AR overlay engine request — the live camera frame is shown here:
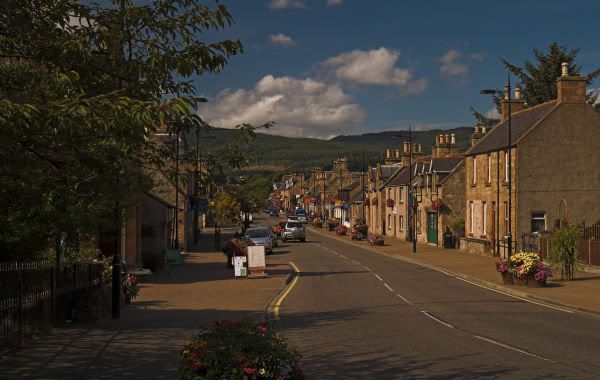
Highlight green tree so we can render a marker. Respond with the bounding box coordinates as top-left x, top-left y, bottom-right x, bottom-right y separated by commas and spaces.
211, 192, 240, 226
550, 224, 581, 280
502, 42, 600, 108
0, 1, 265, 258
472, 42, 600, 126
